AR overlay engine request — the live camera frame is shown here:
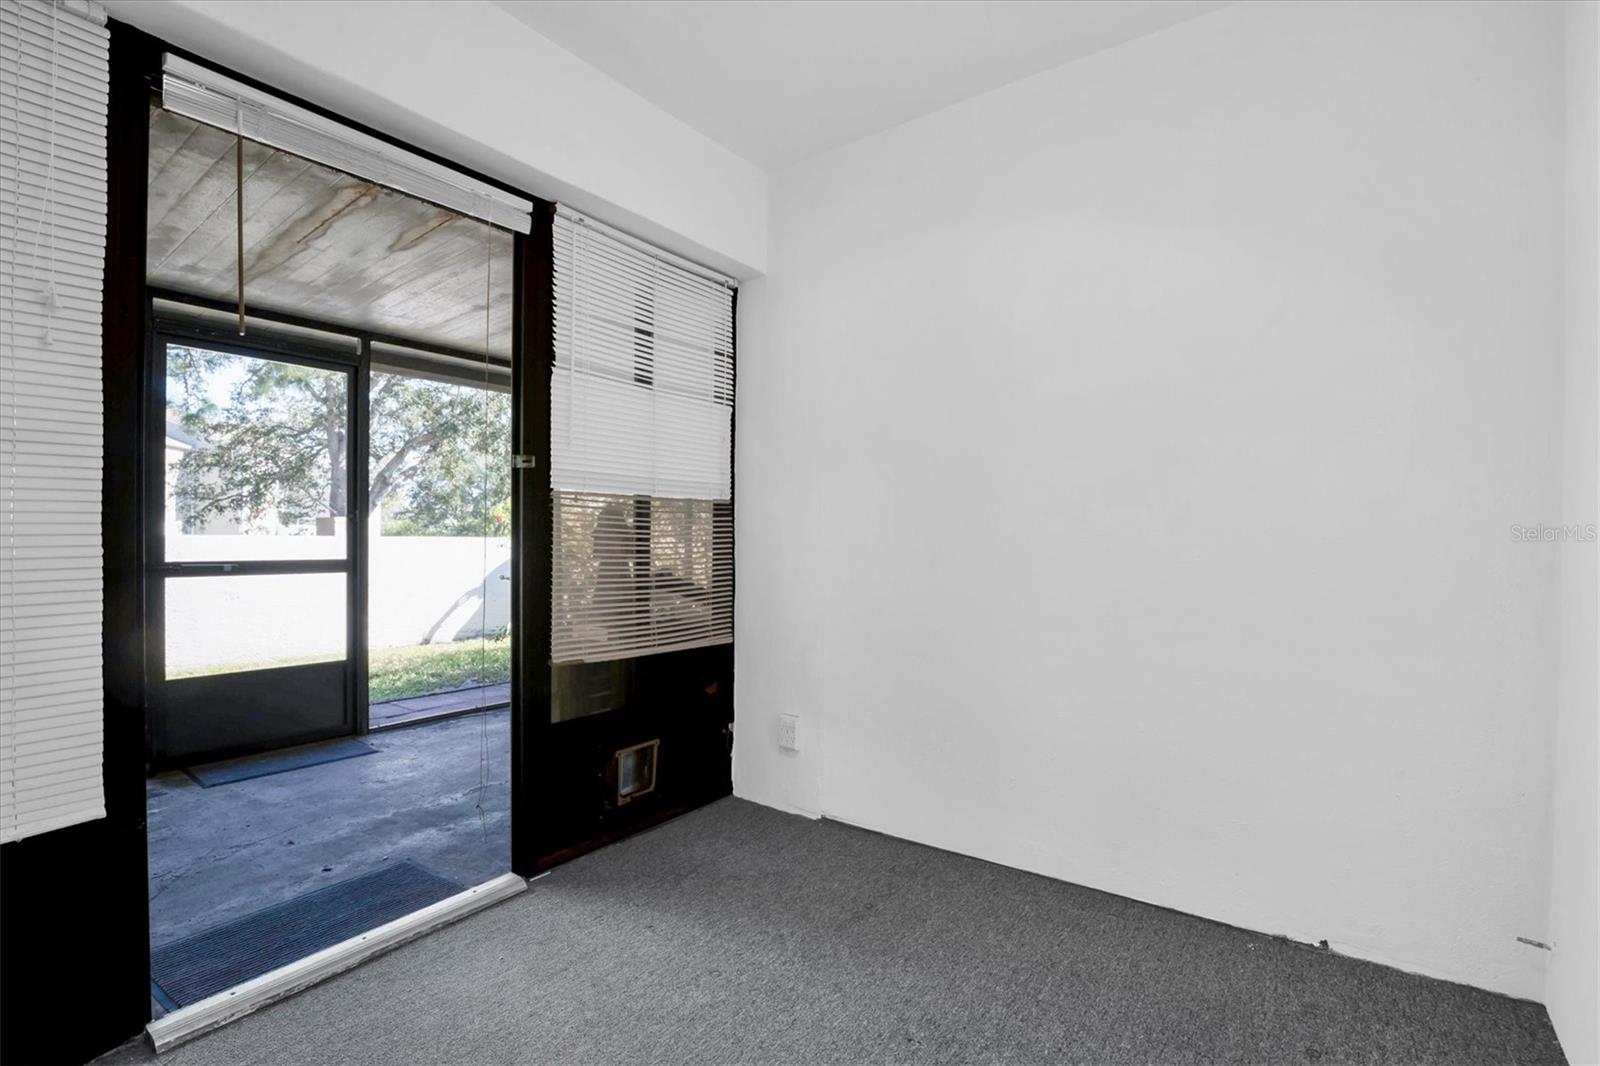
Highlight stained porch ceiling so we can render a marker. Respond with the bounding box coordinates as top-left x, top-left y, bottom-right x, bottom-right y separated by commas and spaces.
146, 107, 515, 360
